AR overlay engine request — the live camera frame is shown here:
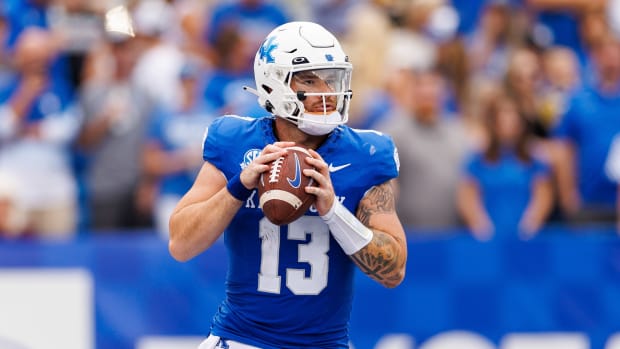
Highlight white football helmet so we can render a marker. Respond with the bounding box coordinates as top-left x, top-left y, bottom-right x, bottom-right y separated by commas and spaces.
248, 21, 353, 135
